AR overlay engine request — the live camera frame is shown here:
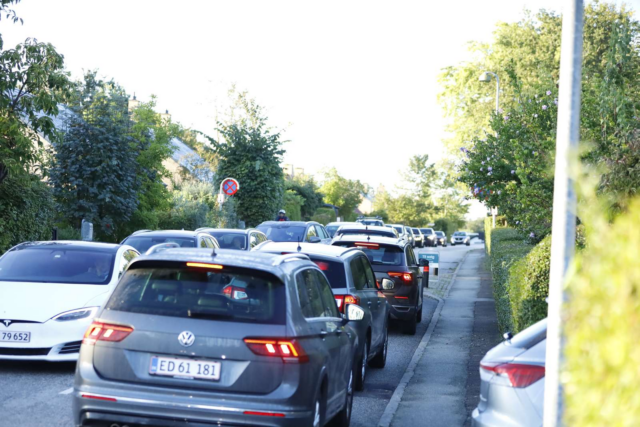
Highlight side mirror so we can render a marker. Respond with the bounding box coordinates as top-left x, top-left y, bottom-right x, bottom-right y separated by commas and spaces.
344, 304, 365, 322
381, 278, 395, 290
308, 236, 321, 244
